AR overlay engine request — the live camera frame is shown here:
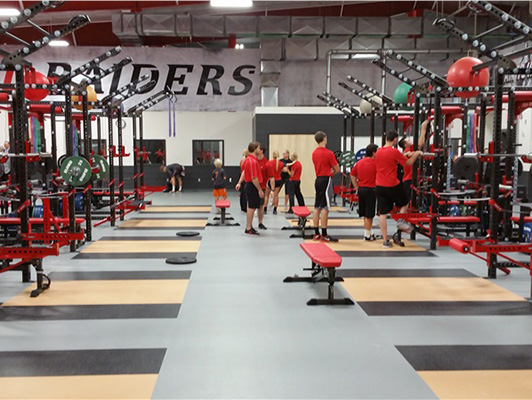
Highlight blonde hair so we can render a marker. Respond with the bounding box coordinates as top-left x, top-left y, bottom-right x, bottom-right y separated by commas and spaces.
214, 158, 222, 169
242, 149, 248, 157
272, 150, 280, 171
290, 152, 298, 161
